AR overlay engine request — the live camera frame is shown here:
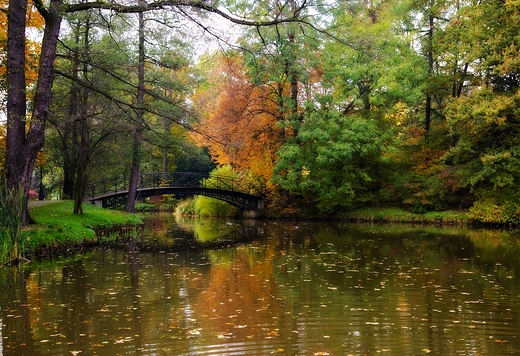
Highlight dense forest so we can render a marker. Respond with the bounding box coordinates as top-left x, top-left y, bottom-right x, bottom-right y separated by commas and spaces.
1, 0, 520, 223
